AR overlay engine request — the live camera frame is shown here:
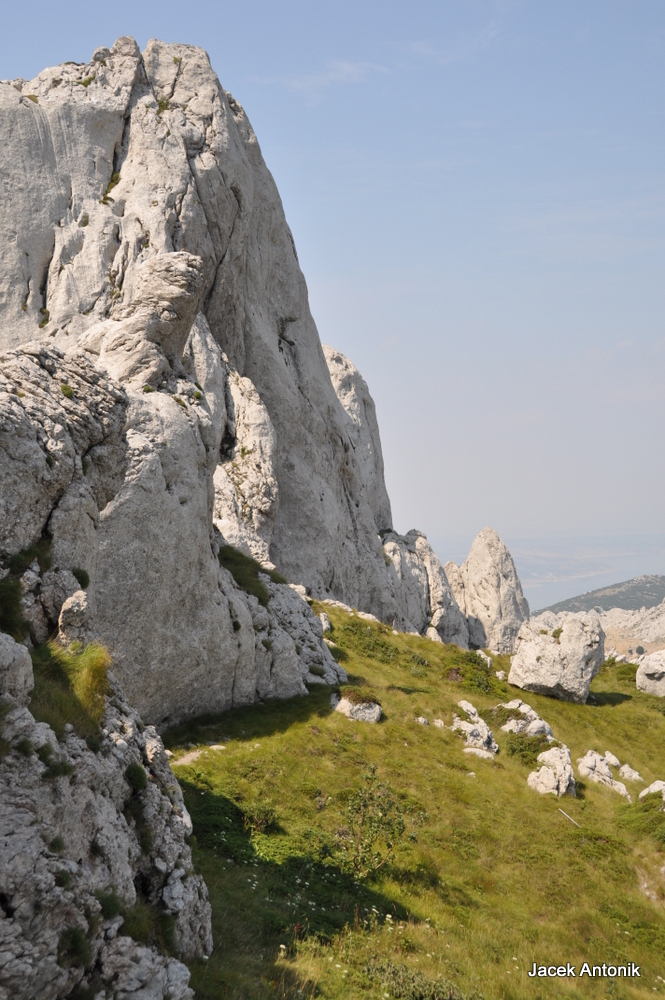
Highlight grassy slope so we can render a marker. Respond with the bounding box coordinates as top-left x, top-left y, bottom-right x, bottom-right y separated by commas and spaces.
165, 607, 665, 1000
